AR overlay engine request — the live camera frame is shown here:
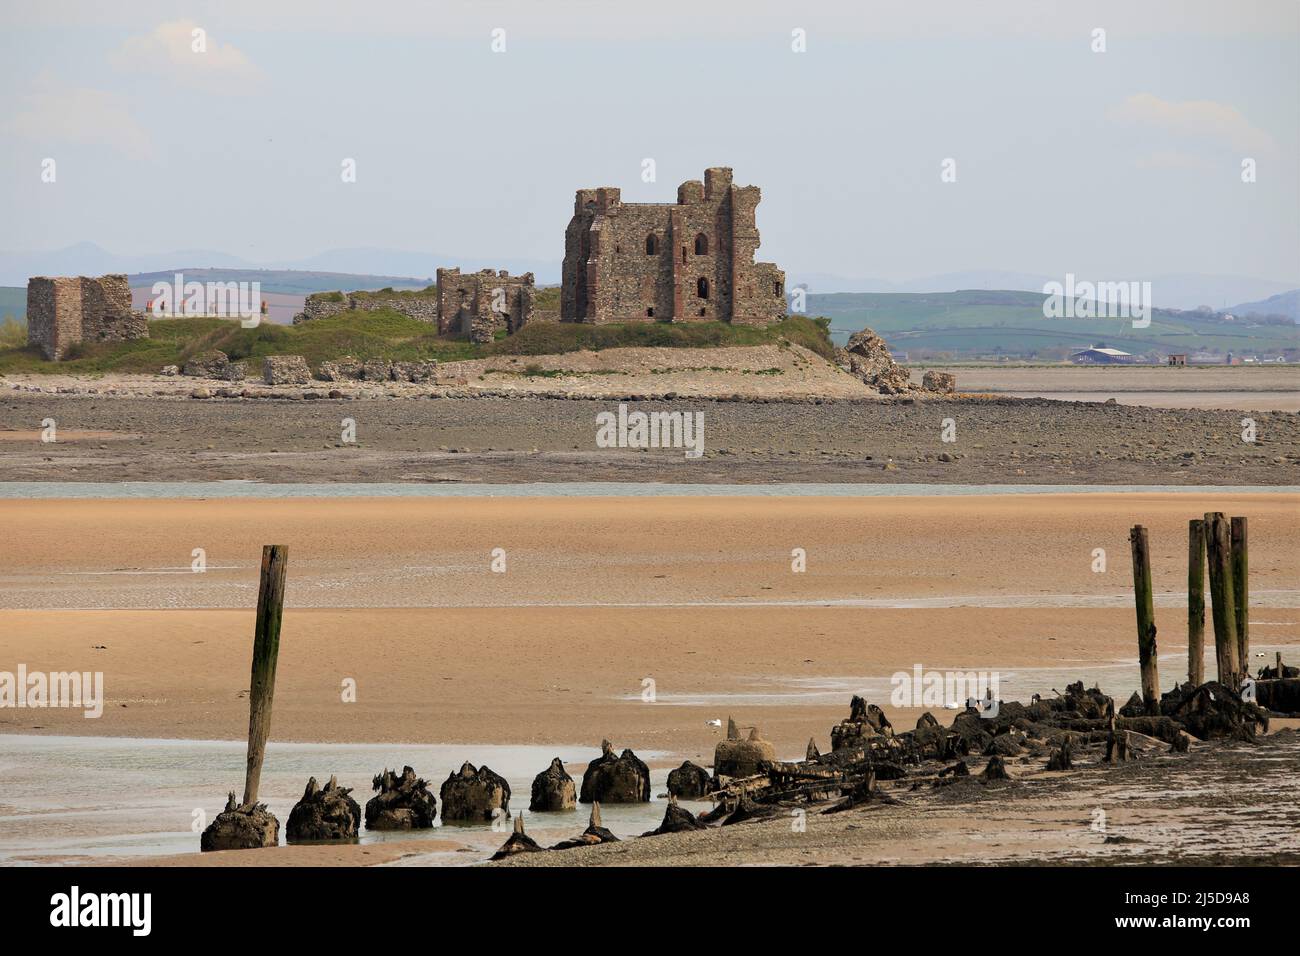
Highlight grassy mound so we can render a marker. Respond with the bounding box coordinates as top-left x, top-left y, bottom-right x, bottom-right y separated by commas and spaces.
0, 311, 835, 375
